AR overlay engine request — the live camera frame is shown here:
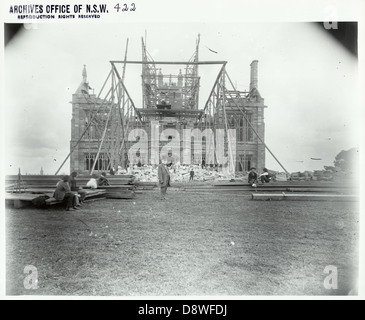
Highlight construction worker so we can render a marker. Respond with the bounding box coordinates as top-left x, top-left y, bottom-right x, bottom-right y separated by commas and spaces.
53, 175, 78, 211
259, 168, 272, 183
189, 168, 195, 182
158, 159, 171, 200
98, 172, 110, 187
70, 171, 87, 205
248, 167, 258, 186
